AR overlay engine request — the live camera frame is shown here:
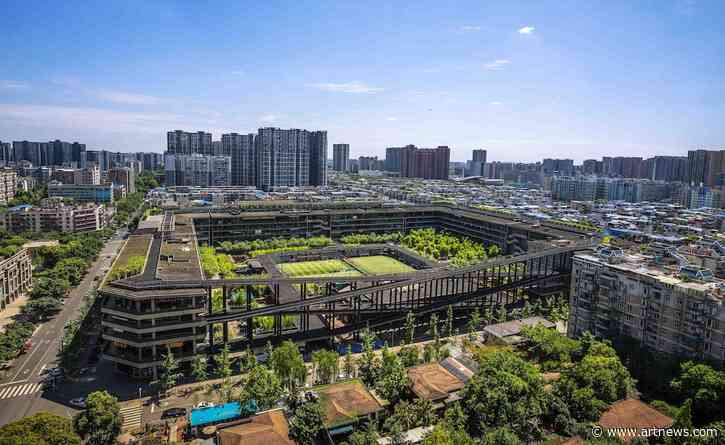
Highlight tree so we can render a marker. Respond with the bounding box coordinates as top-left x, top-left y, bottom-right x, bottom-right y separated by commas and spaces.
461, 350, 547, 441
468, 308, 481, 341
240, 365, 284, 409
445, 305, 454, 338
665, 399, 694, 445
375, 345, 409, 403
358, 329, 380, 387
404, 311, 416, 345
270, 341, 307, 391
398, 345, 420, 367
30, 277, 70, 301
191, 355, 208, 383
422, 423, 476, 445
240, 345, 257, 372
671, 361, 725, 424
481, 427, 523, 445
0, 412, 81, 445
22, 297, 63, 321
312, 349, 339, 384
158, 346, 181, 397
428, 314, 440, 359
346, 423, 379, 445
496, 304, 507, 322
289, 399, 326, 445
73, 391, 122, 445
215, 344, 233, 379
343, 344, 354, 377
